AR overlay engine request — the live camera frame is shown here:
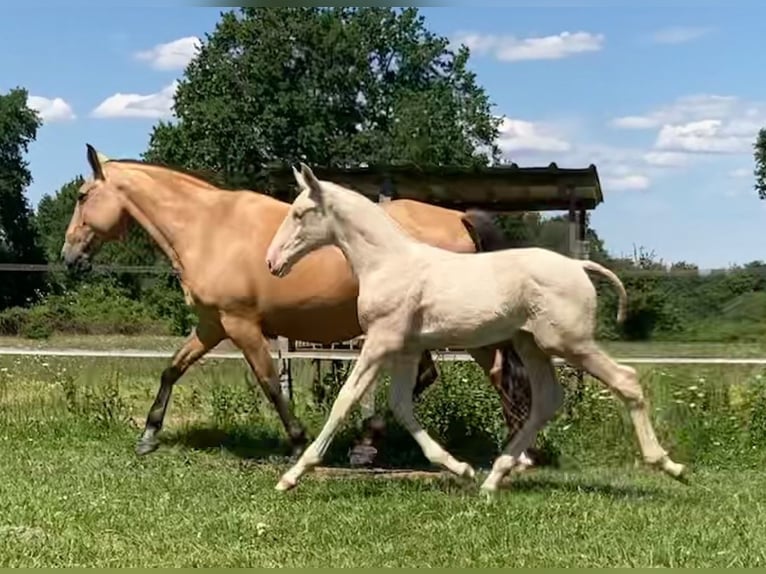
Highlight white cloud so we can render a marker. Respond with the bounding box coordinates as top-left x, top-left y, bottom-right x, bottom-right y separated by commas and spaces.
611, 94, 766, 156
91, 81, 178, 119
649, 26, 711, 45
643, 151, 690, 168
497, 117, 571, 156
729, 167, 752, 179
610, 94, 742, 130
456, 31, 604, 62
135, 36, 201, 71
27, 95, 76, 123
655, 119, 753, 154
604, 174, 651, 191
